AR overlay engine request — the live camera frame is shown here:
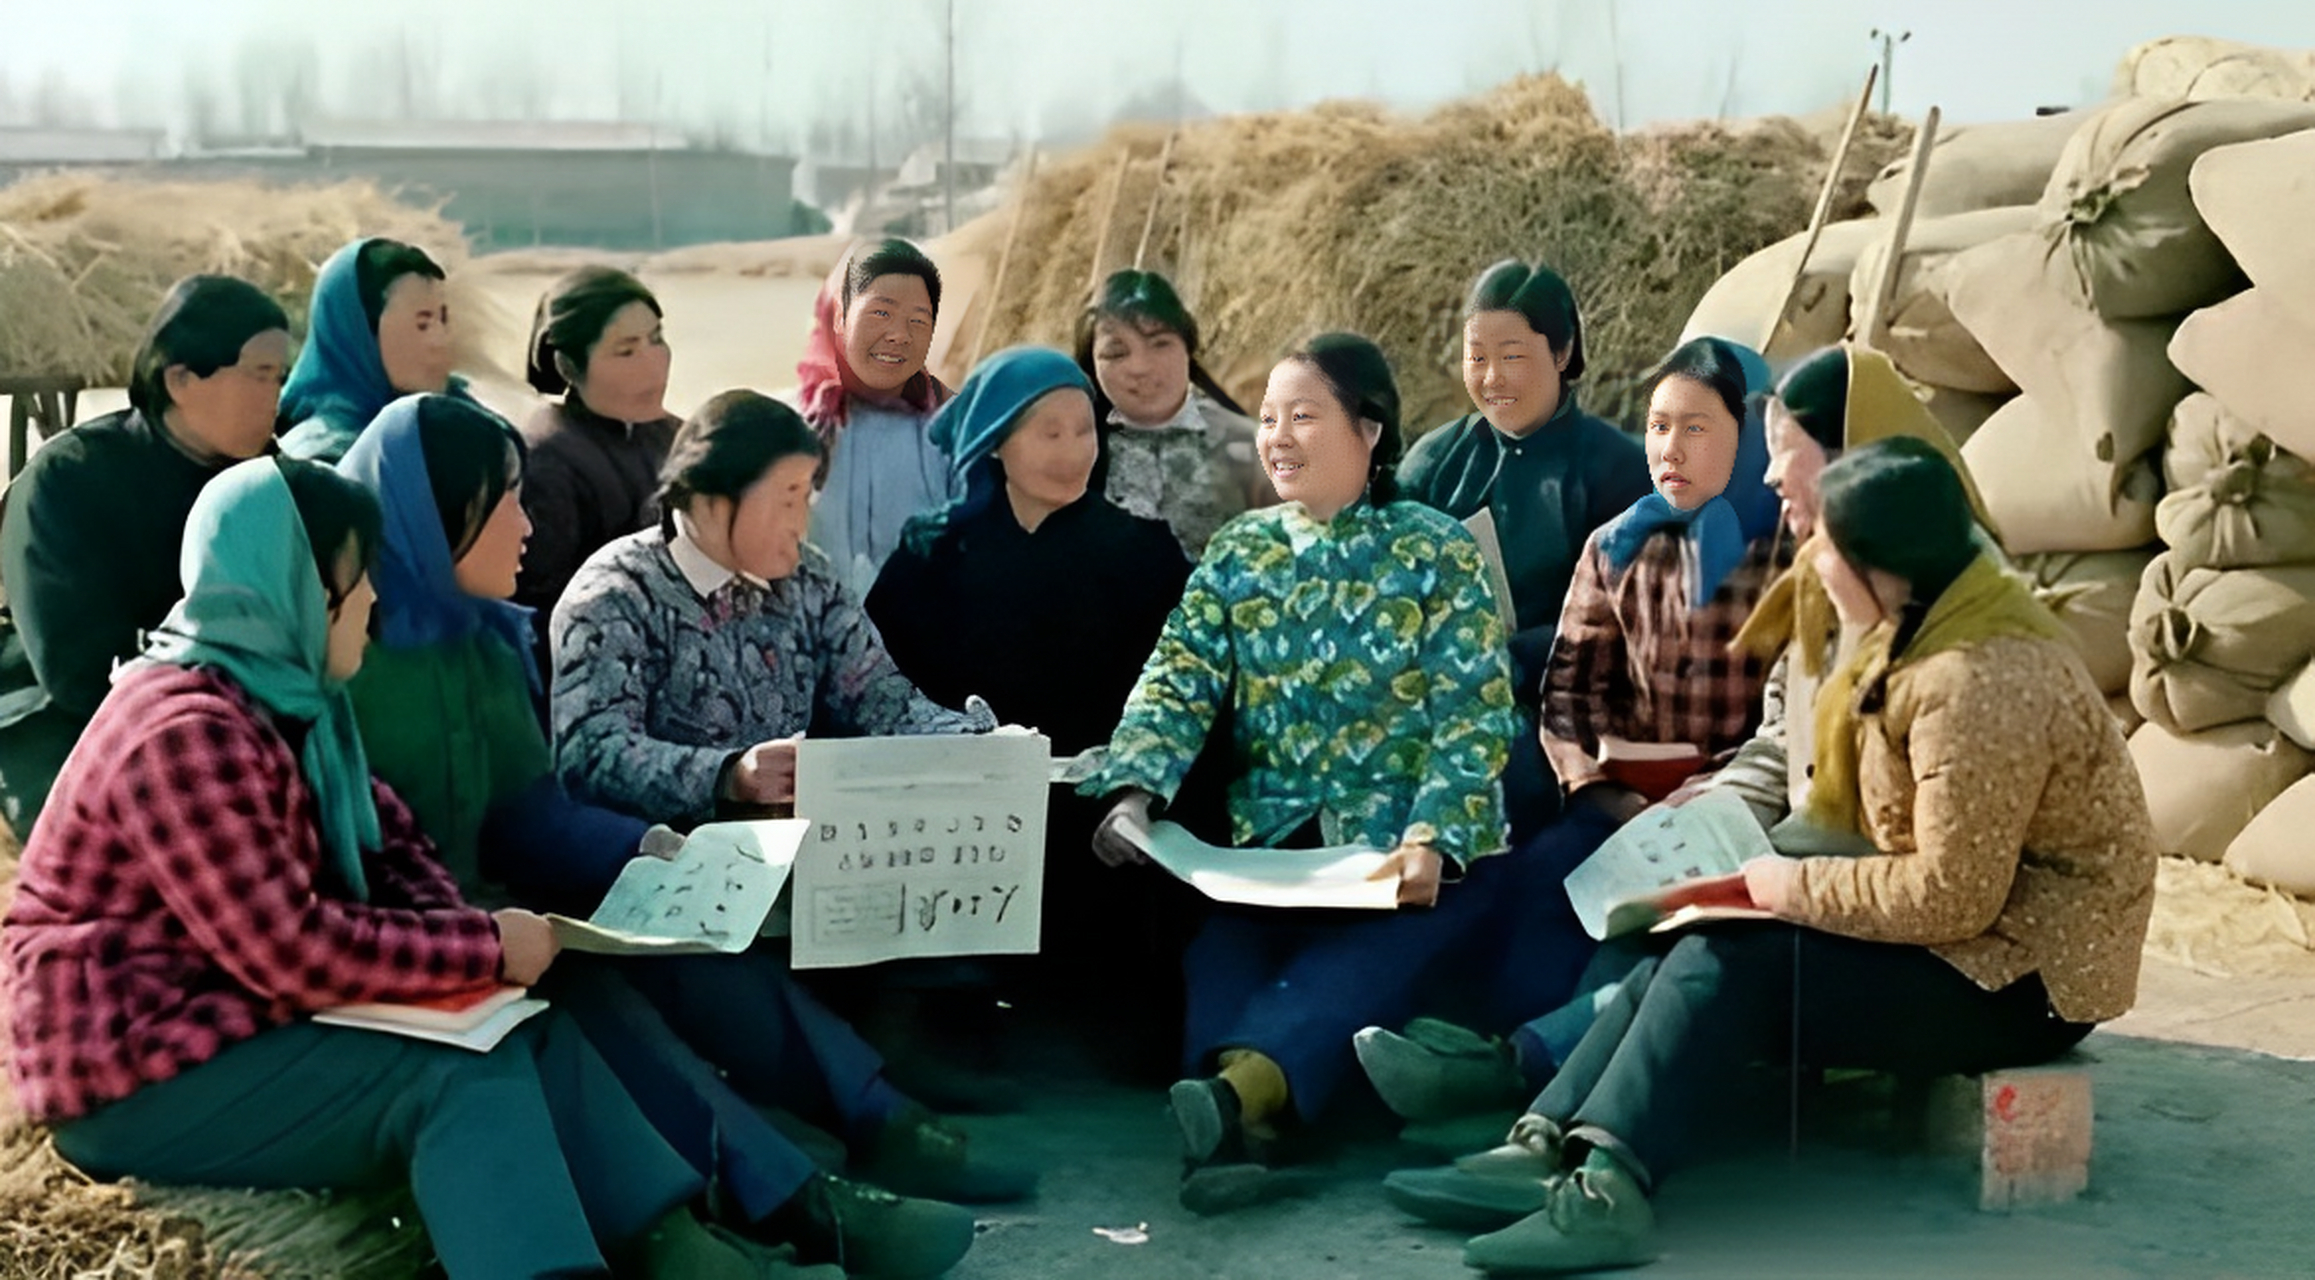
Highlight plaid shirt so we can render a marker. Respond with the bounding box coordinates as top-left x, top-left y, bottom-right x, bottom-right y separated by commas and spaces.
1541, 529, 1783, 794
4, 665, 502, 1122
